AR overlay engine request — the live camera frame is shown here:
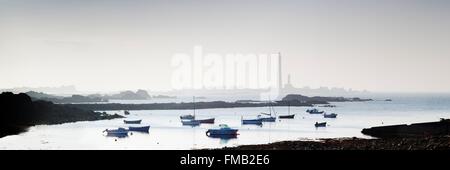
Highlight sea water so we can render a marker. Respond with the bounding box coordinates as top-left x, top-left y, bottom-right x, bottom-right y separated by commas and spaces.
0, 94, 449, 149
